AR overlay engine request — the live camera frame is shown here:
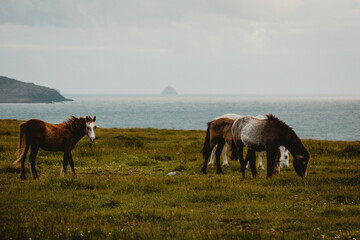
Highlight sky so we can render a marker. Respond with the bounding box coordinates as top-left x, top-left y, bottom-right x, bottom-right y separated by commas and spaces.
0, 0, 360, 95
